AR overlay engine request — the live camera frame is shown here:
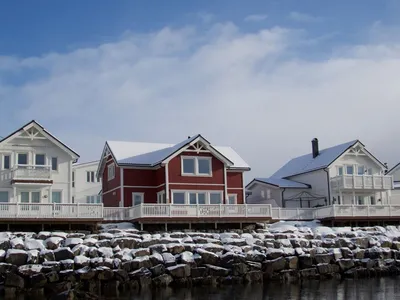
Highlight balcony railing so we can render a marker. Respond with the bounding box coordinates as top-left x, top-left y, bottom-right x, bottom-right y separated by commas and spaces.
331, 174, 393, 190
0, 203, 103, 219
12, 165, 52, 181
